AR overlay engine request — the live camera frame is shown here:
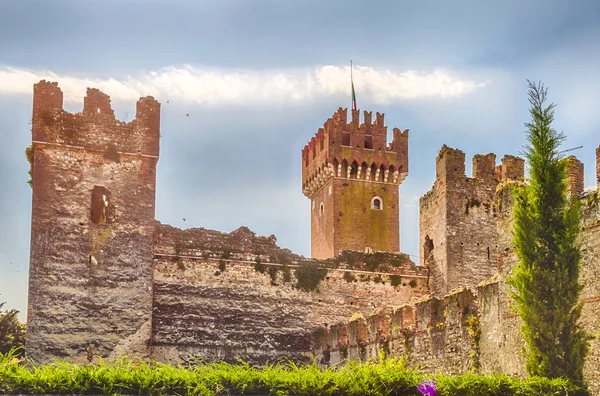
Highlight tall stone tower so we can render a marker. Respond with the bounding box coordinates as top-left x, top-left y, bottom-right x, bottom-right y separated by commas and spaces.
26, 81, 160, 363
302, 108, 409, 259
